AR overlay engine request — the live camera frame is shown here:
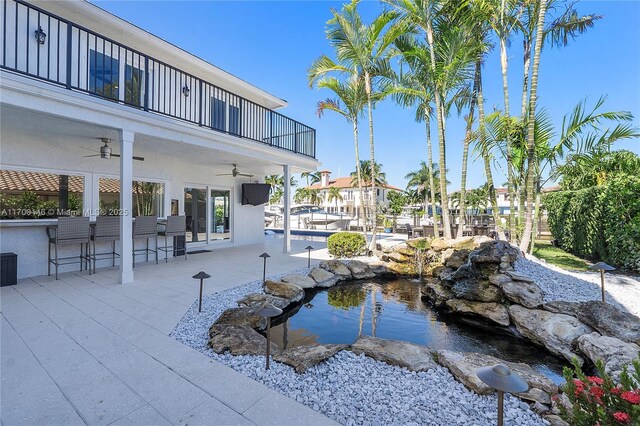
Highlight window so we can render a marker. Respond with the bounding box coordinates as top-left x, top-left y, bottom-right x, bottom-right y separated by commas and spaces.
211, 189, 231, 241
184, 187, 206, 243
229, 105, 240, 135
0, 170, 84, 219
98, 178, 164, 217
125, 64, 144, 107
89, 50, 119, 100
212, 98, 226, 131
